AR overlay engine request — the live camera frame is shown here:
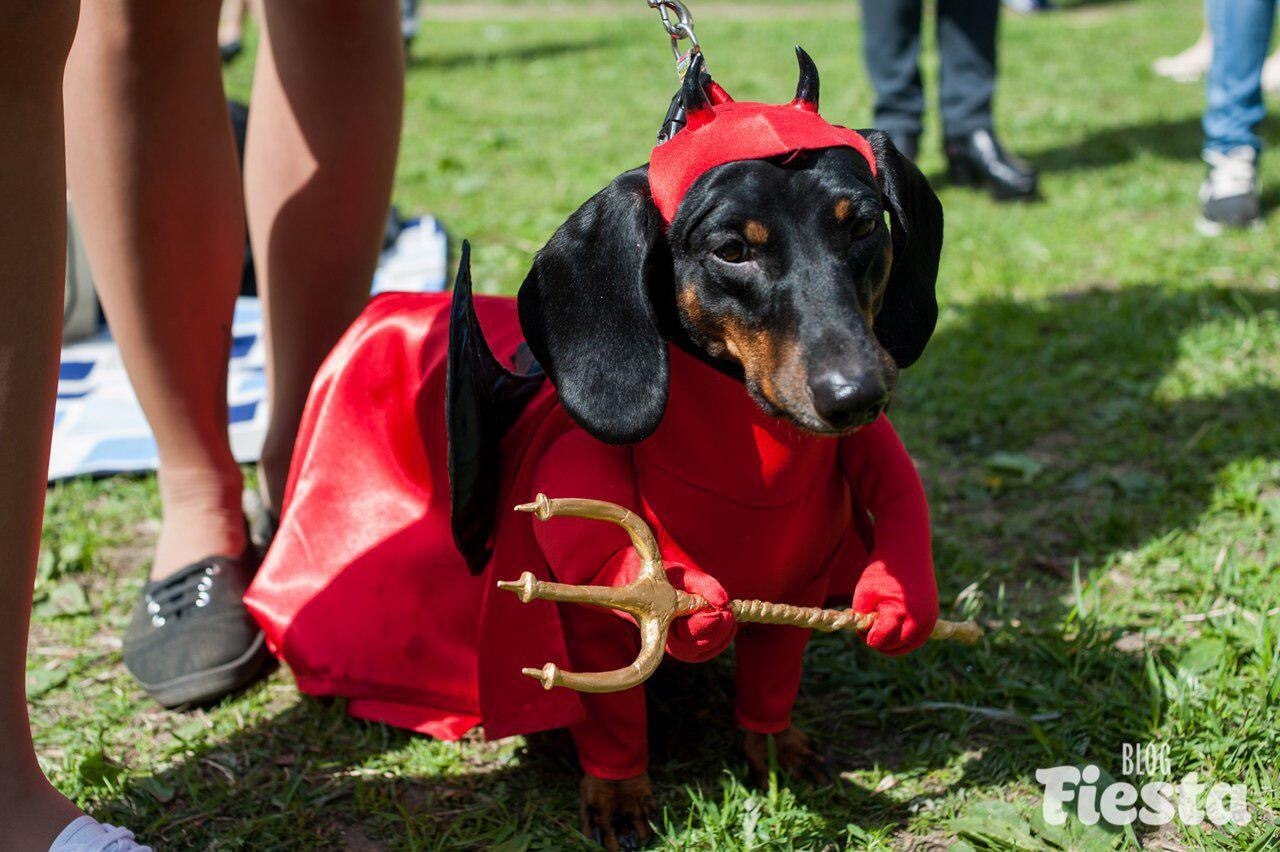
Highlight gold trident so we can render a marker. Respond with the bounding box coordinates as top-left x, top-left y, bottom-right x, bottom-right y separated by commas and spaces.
497, 494, 983, 694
